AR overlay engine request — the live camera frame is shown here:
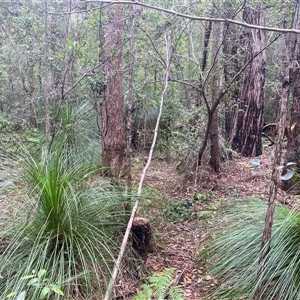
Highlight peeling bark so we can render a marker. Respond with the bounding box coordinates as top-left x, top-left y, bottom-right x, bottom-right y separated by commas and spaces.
231, 5, 266, 157
282, 48, 300, 193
